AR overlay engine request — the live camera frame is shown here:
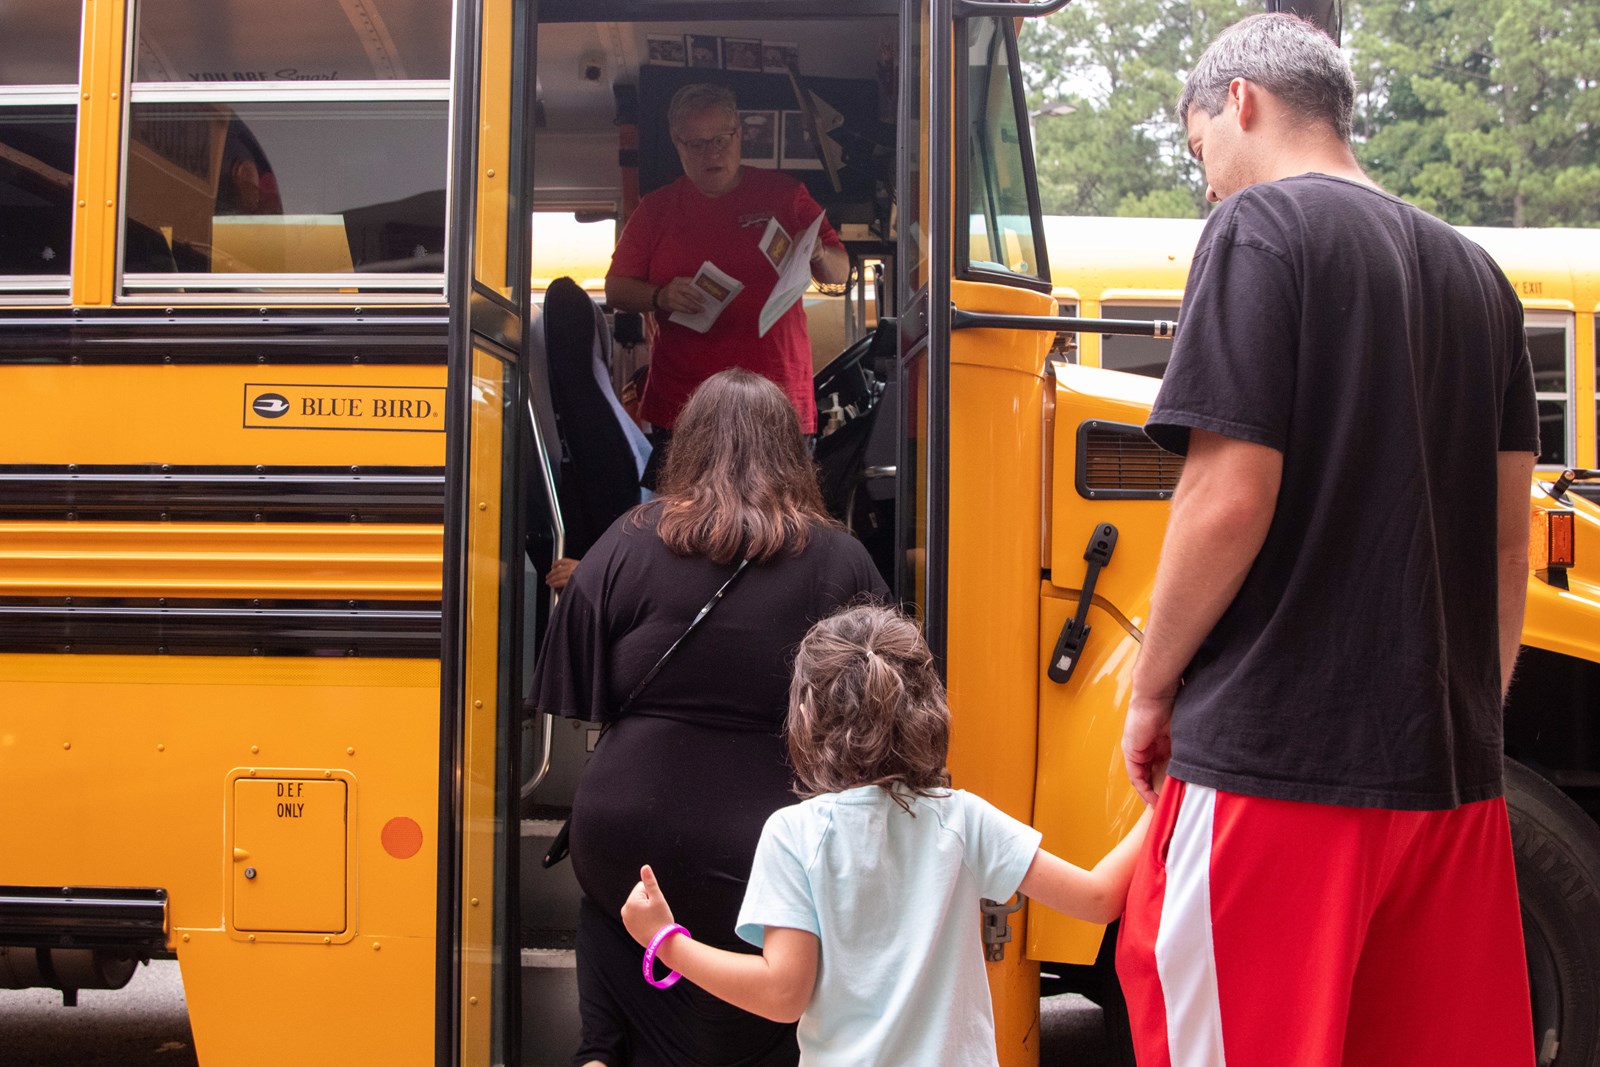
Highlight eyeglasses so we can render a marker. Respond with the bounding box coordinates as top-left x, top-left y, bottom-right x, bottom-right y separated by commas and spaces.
675, 131, 737, 156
